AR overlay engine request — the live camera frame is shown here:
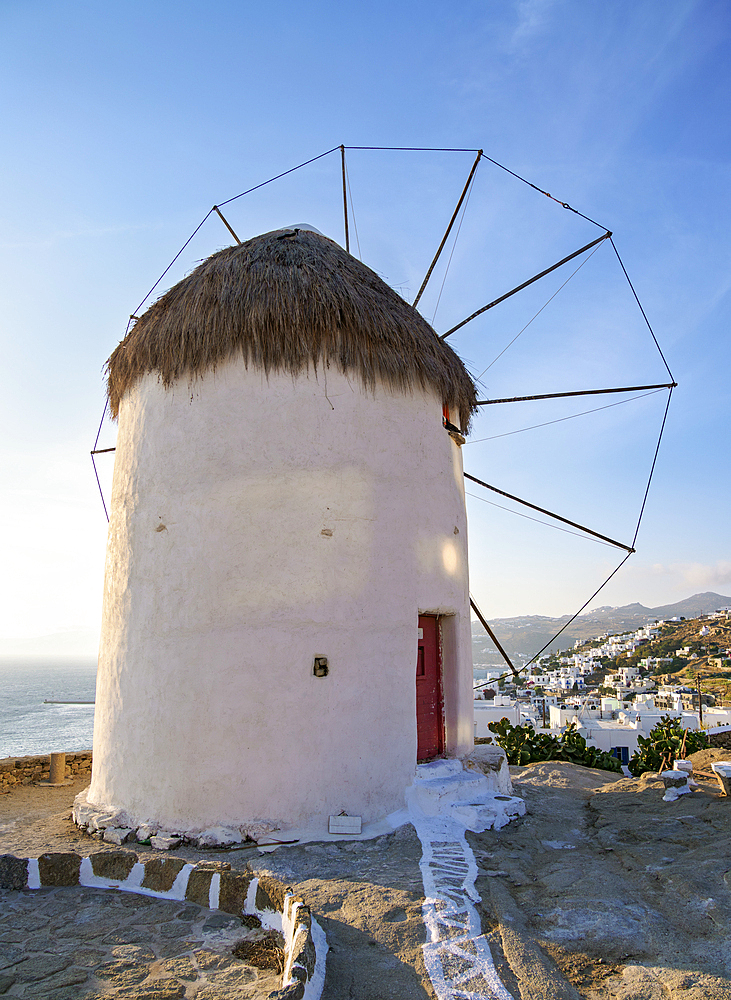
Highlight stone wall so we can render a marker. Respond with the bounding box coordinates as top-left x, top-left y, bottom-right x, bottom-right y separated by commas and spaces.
0, 850, 321, 1000
0, 752, 92, 792
708, 729, 731, 751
